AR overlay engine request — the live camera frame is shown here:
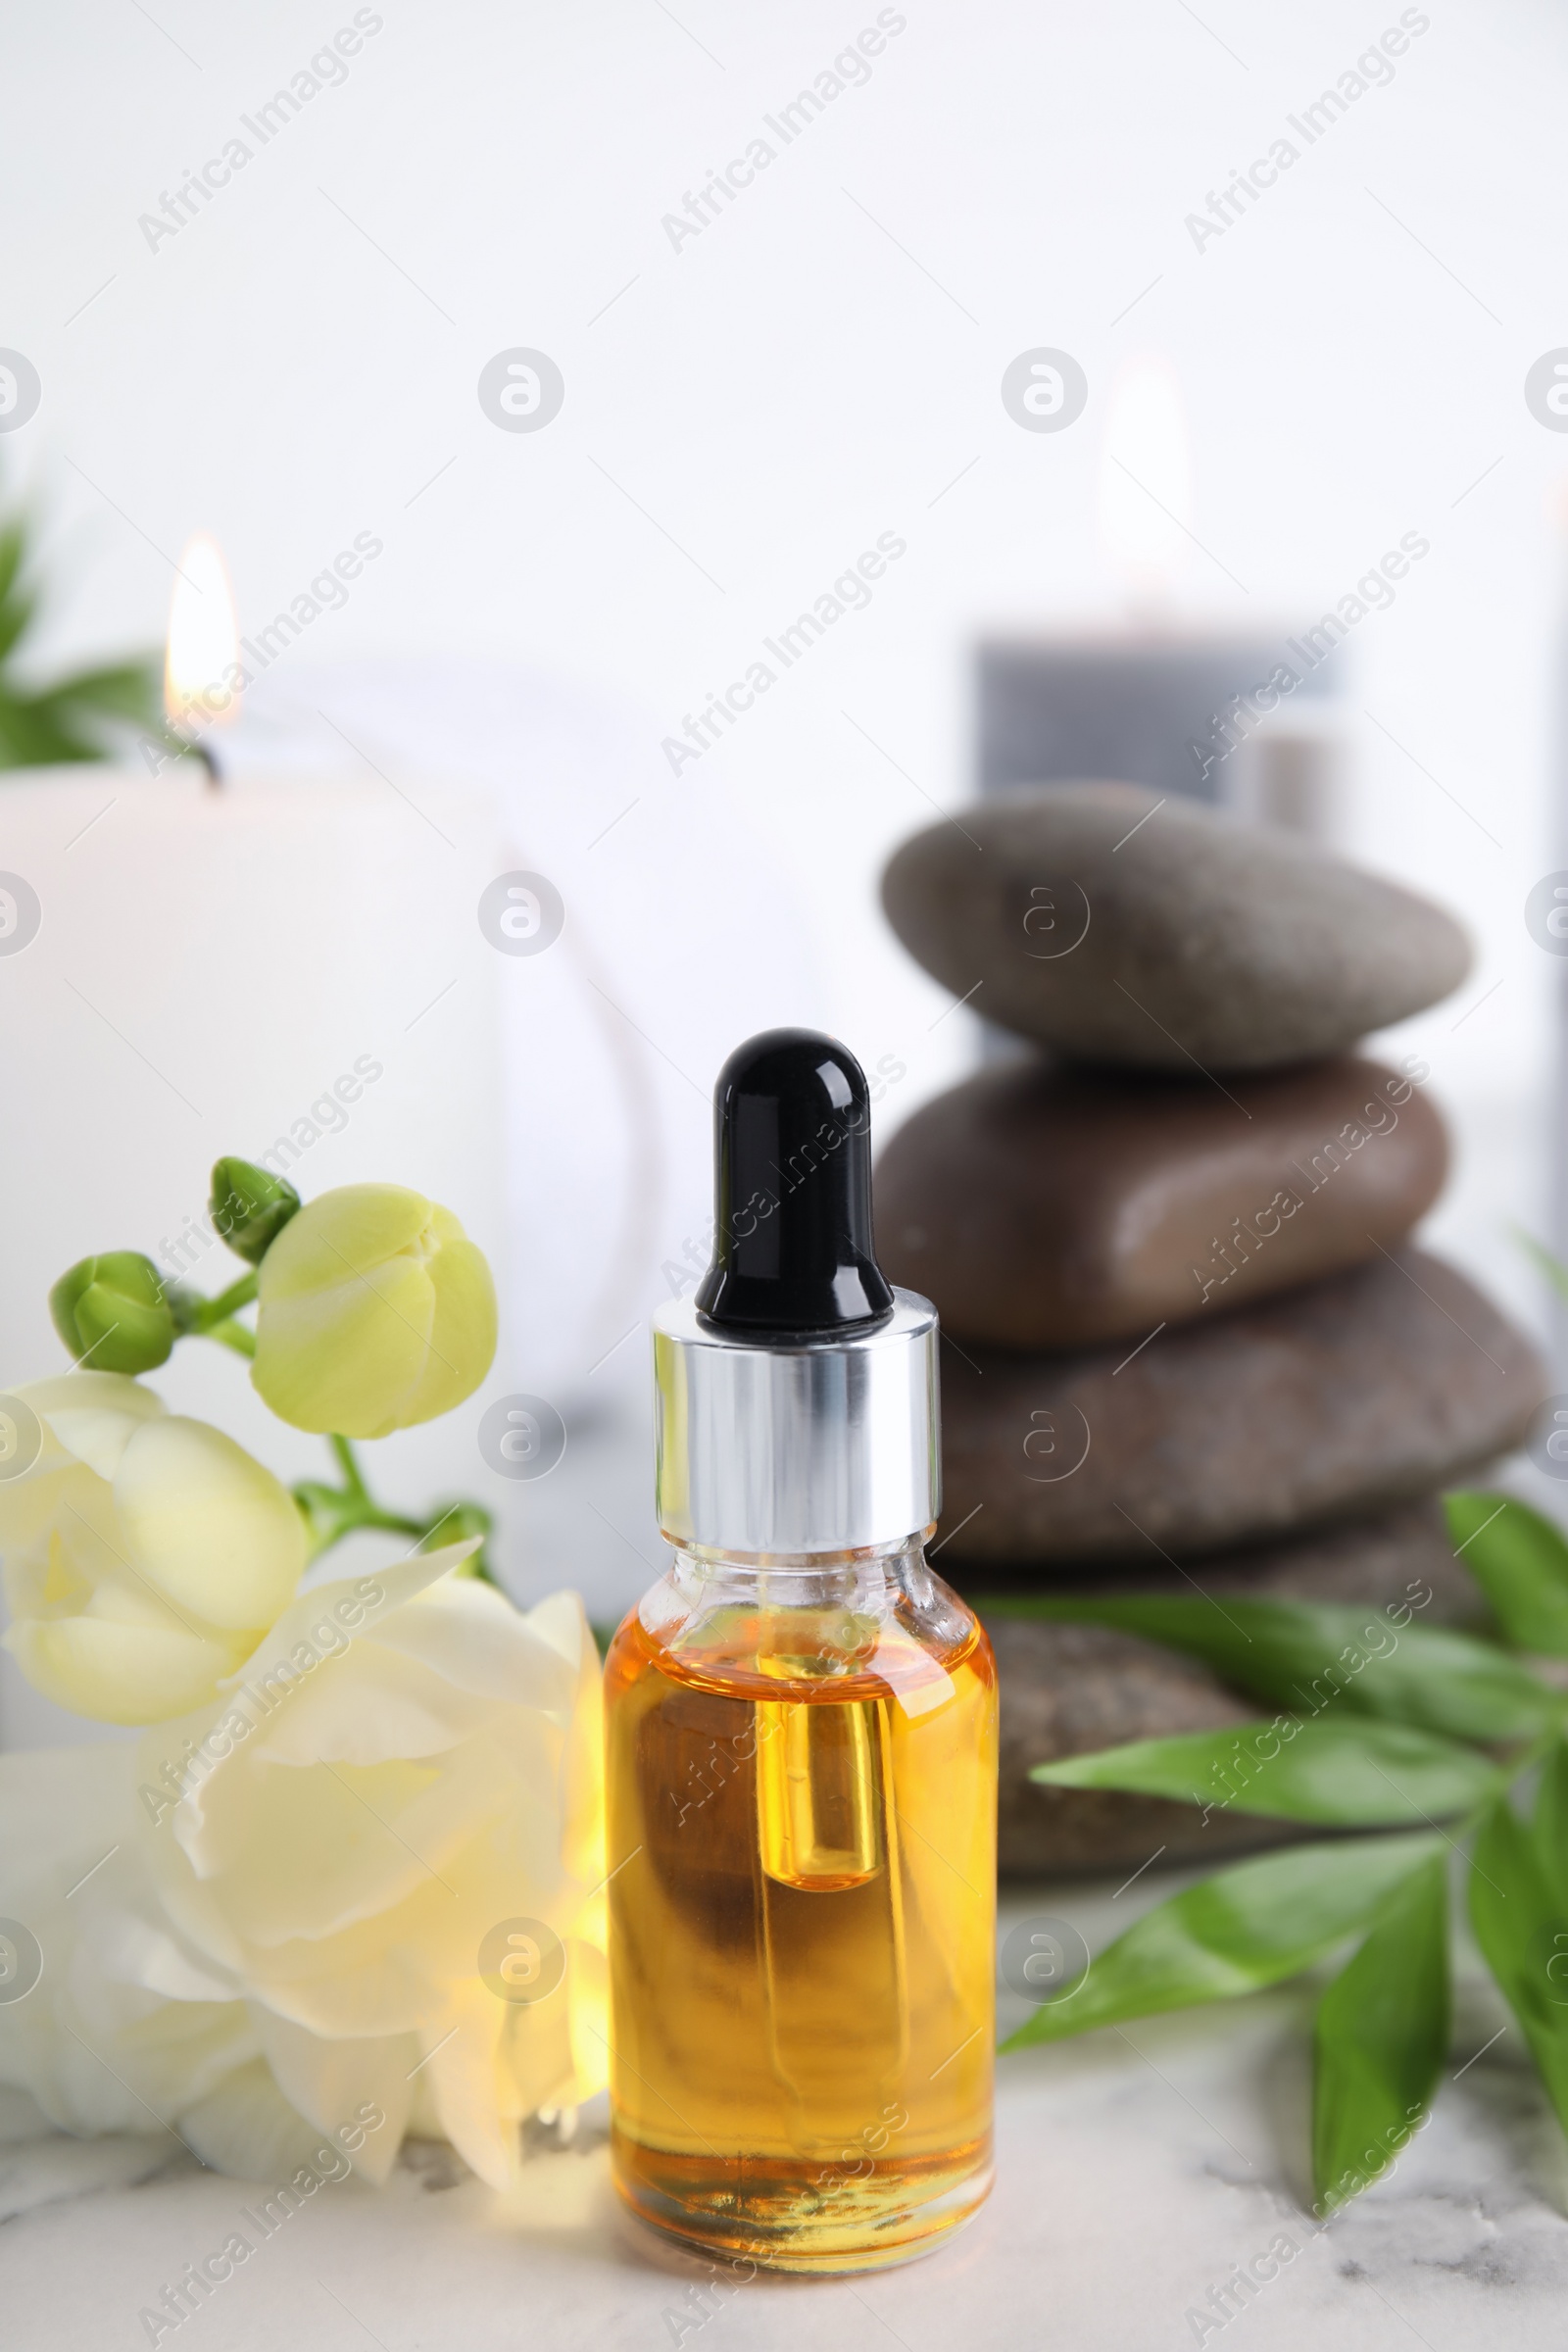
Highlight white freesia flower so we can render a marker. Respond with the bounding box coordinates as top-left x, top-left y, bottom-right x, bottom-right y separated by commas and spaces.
0, 1374, 308, 1724
142, 1547, 610, 2185
0, 1743, 273, 2158
0, 1549, 609, 2189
